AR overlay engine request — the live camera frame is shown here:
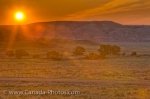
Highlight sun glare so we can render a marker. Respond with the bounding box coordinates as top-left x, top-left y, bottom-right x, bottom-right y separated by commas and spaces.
15, 11, 25, 21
